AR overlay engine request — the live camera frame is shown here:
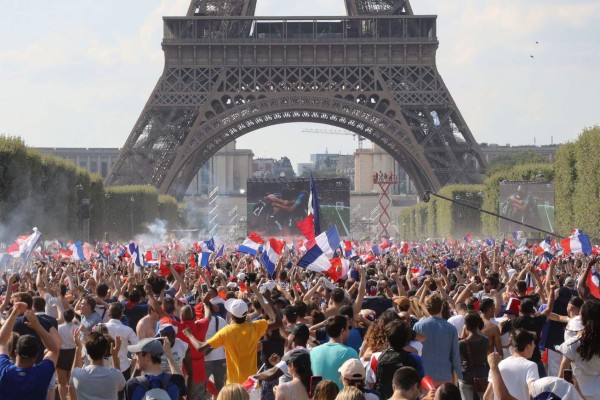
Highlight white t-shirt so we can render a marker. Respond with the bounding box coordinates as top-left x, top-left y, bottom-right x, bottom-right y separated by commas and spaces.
160, 338, 188, 373
558, 335, 600, 400
204, 315, 227, 361
44, 293, 60, 319
564, 316, 583, 342
489, 356, 539, 400
492, 317, 513, 359
448, 314, 465, 337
